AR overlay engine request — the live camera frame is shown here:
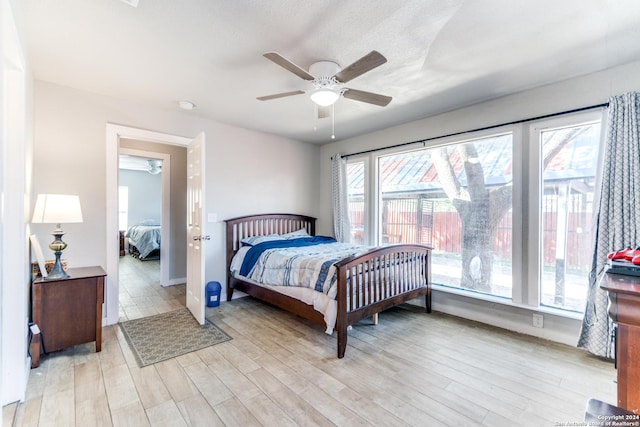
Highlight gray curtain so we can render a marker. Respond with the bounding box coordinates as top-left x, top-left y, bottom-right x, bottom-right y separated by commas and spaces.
331, 154, 351, 242
578, 91, 640, 358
